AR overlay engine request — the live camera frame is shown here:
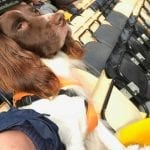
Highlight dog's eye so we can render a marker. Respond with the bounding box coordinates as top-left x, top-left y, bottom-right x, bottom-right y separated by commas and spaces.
16, 22, 23, 30
33, 9, 41, 16
29, 7, 40, 16
16, 21, 28, 31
